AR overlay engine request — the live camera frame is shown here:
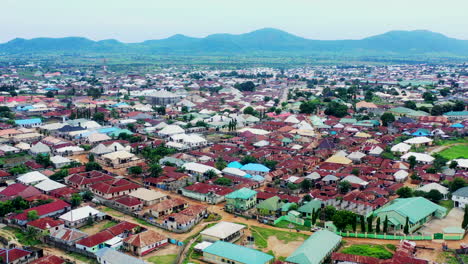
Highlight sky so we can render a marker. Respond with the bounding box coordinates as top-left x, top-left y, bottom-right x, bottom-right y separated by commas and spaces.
2, 0, 468, 43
